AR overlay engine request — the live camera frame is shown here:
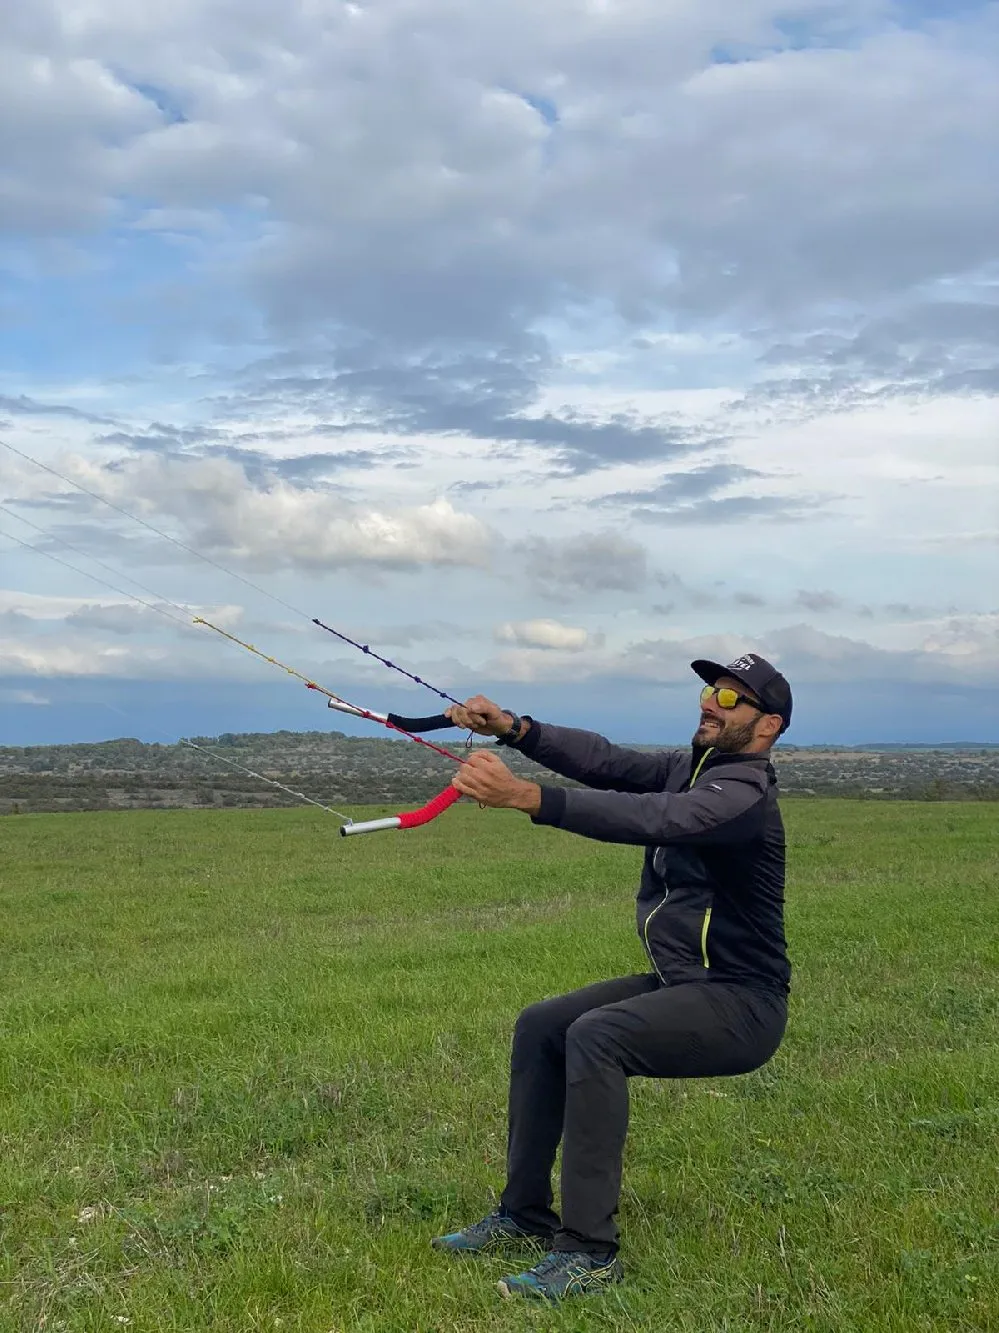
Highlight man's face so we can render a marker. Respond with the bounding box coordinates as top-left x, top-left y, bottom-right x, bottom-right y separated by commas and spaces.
692, 675, 769, 753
